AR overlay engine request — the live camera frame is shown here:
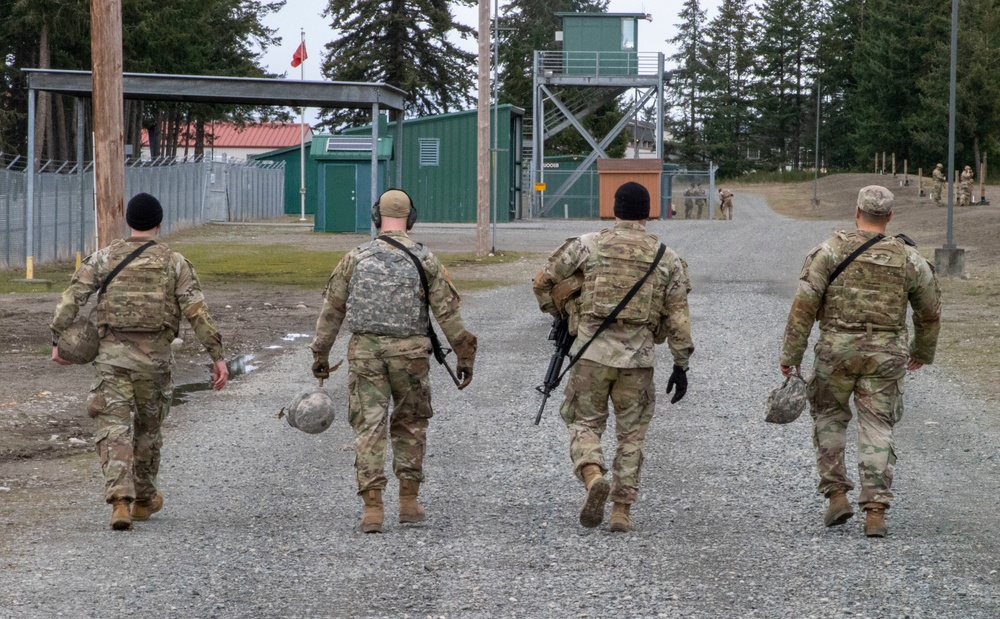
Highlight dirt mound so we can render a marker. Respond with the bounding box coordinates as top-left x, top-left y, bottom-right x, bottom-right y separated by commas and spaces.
736, 172, 1000, 268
